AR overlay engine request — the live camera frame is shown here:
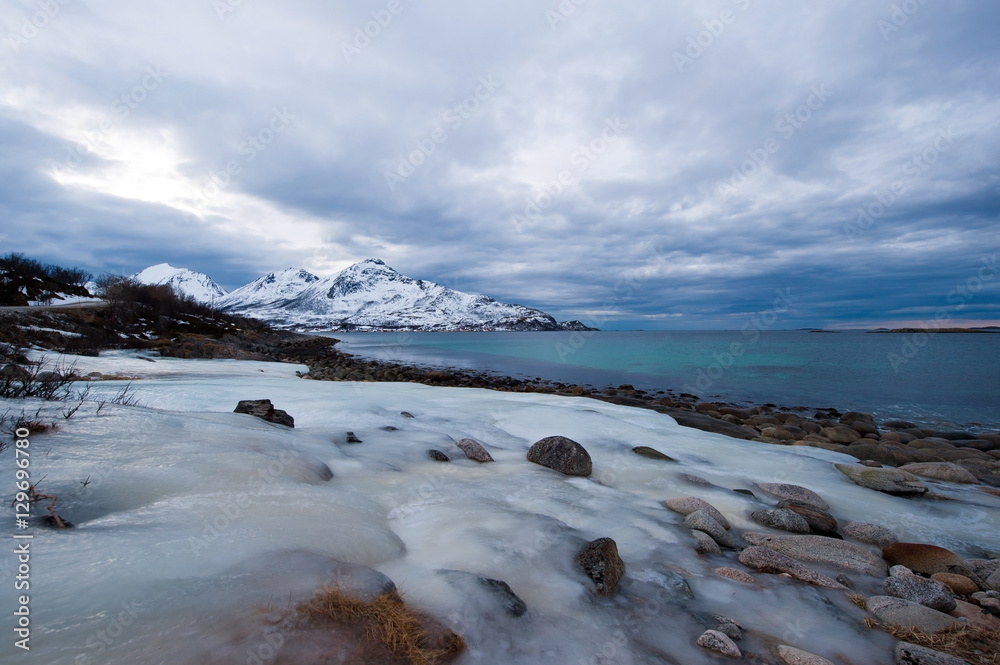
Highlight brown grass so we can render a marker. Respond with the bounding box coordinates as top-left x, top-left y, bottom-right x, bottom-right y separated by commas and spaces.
297, 586, 465, 665
877, 621, 1000, 665
848, 593, 867, 610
